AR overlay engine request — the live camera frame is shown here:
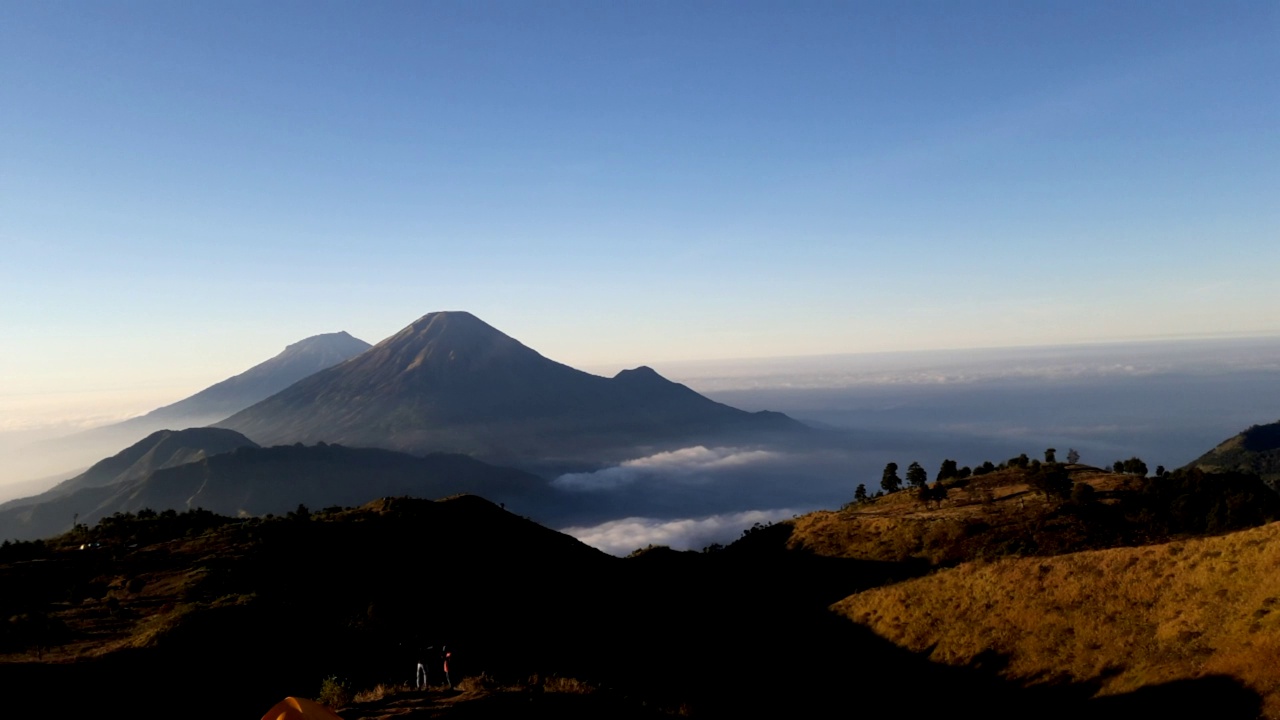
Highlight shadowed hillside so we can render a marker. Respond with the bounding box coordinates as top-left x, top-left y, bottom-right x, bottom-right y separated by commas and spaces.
0, 428, 259, 539
0, 495, 1261, 720
1189, 420, 1280, 487
0, 441, 553, 541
